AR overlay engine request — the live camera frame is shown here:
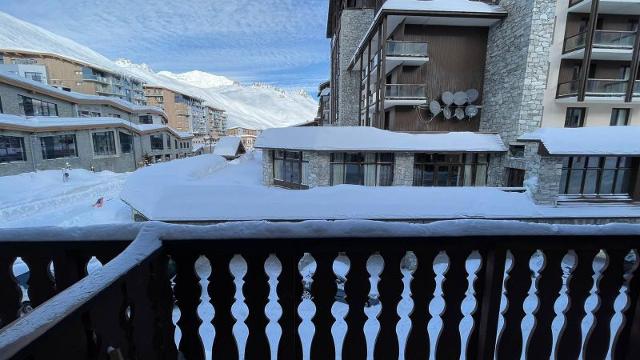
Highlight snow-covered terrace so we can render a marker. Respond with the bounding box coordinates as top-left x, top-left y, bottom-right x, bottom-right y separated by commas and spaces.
519, 126, 640, 156
120, 152, 640, 223
0, 114, 193, 139
255, 126, 507, 152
